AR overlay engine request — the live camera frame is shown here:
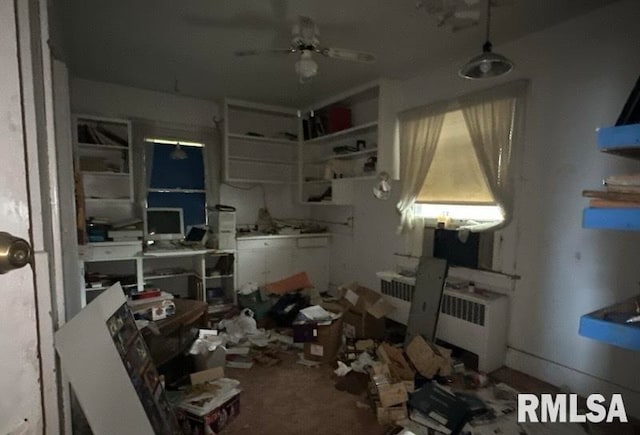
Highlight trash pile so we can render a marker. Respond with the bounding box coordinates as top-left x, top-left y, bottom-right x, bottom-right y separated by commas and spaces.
194, 273, 591, 435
